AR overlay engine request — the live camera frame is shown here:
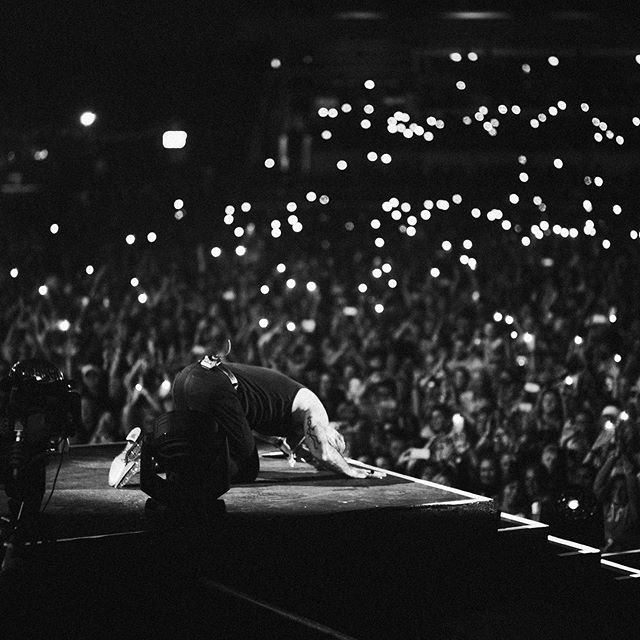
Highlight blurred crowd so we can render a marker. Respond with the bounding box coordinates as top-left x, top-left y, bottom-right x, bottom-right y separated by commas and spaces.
2, 225, 640, 551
